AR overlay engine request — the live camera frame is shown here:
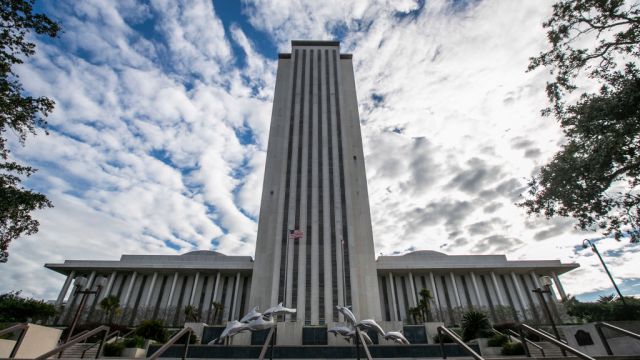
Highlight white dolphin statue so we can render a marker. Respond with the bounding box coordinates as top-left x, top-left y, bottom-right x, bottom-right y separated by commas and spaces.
239, 306, 262, 323
208, 320, 249, 344
335, 305, 357, 325
247, 314, 275, 331
383, 331, 410, 344
263, 302, 297, 317
355, 319, 385, 336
